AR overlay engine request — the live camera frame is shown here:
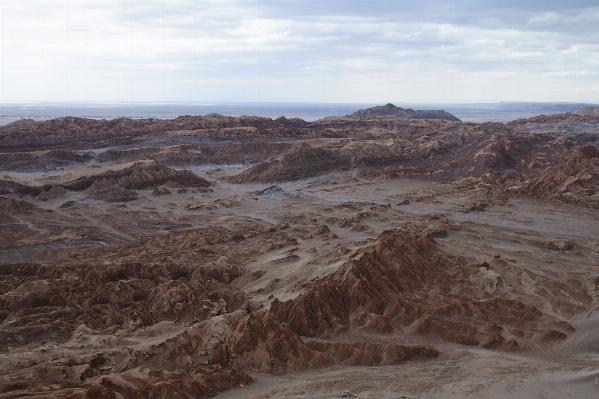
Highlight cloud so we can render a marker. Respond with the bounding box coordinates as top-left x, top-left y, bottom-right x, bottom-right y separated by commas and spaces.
0, 0, 598, 103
